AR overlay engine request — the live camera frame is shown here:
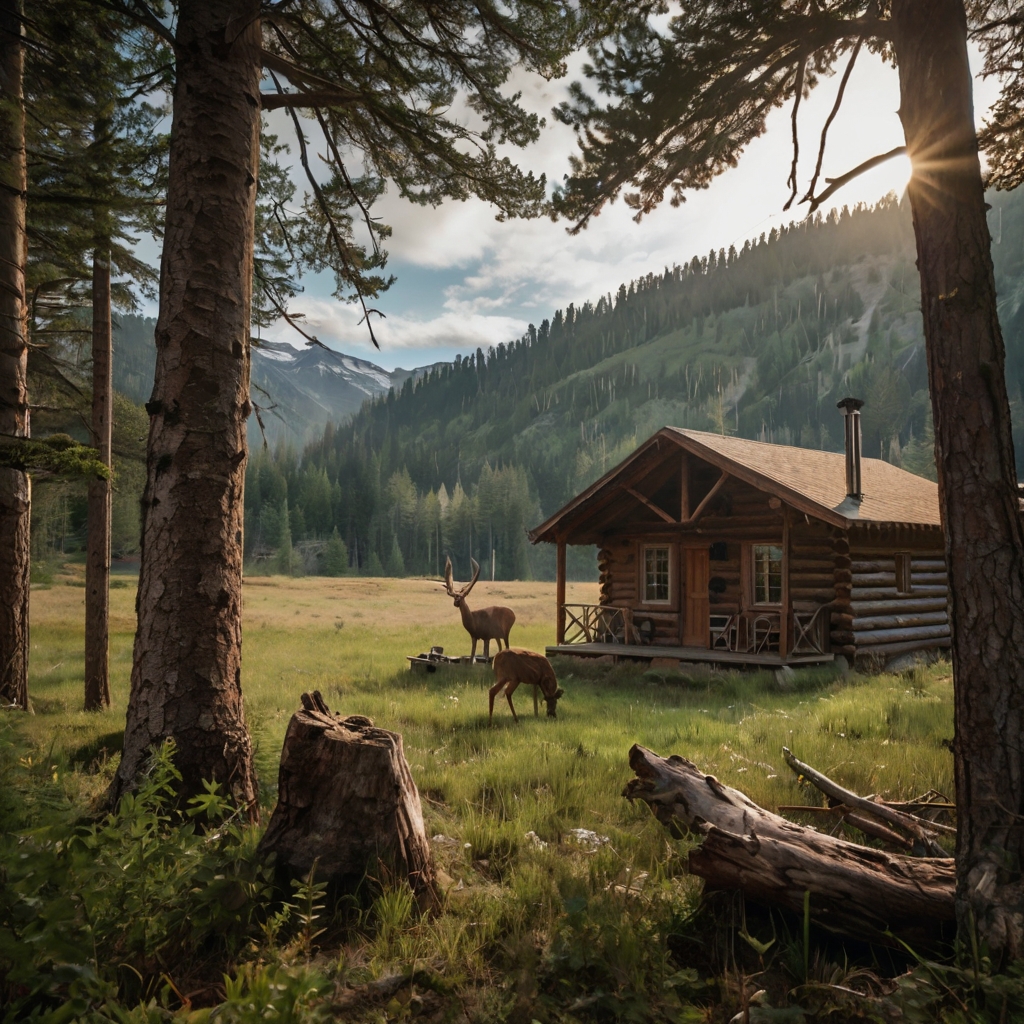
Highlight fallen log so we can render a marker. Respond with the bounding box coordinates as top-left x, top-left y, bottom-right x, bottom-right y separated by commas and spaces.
623, 745, 955, 948
258, 691, 436, 903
